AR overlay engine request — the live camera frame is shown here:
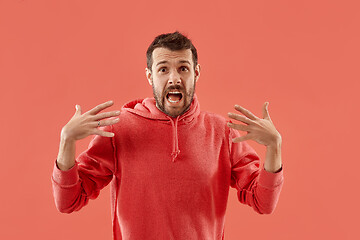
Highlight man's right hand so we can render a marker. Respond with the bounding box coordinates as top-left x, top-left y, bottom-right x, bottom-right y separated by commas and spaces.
61, 100, 120, 142
56, 100, 120, 171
